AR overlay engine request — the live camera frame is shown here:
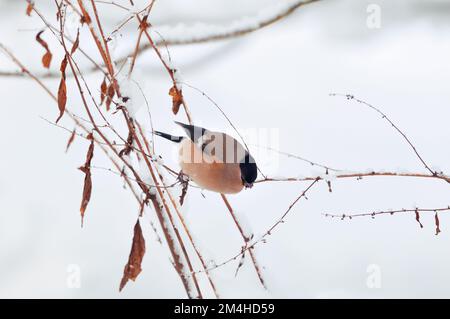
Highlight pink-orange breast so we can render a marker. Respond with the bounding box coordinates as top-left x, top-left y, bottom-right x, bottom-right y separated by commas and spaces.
178, 139, 244, 194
